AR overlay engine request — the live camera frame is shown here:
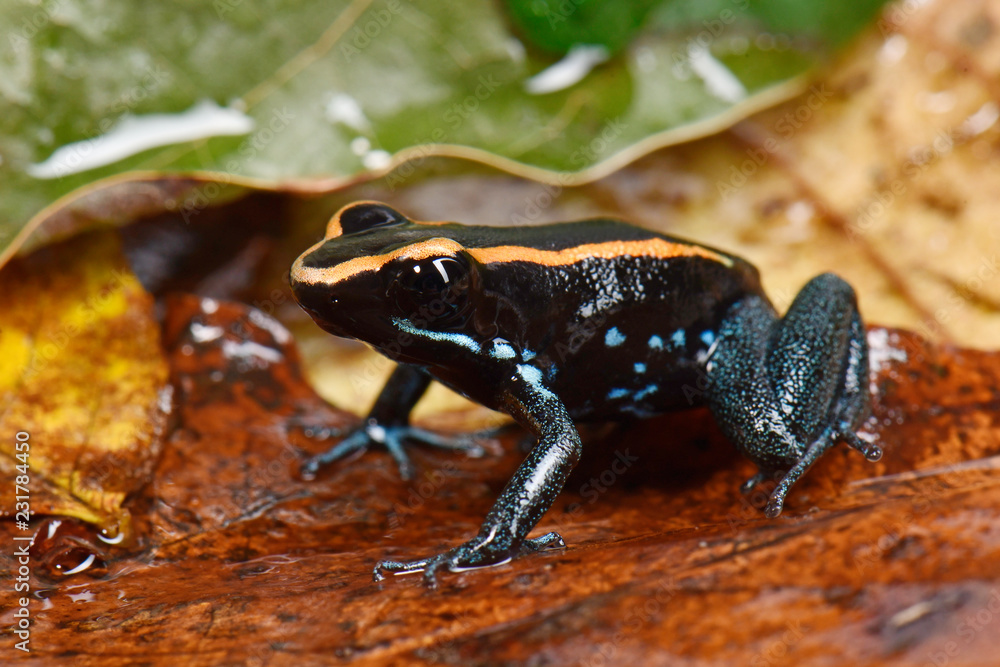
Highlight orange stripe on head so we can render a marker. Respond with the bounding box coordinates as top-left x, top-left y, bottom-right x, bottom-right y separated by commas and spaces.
323, 200, 398, 240
467, 238, 732, 268
325, 215, 343, 239
291, 237, 465, 287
